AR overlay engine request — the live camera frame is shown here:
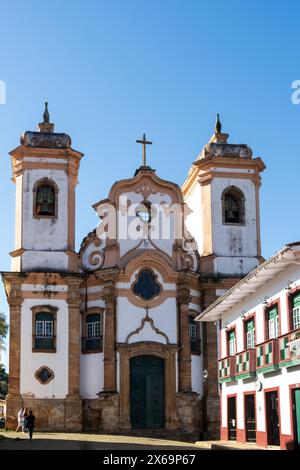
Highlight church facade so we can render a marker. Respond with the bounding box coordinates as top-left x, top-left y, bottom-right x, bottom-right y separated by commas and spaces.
2, 106, 265, 438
